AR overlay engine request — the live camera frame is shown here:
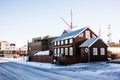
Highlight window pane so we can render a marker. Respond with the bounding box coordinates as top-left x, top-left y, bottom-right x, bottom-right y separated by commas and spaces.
69, 47, 73, 56
69, 39, 73, 43
65, 40, 68, 44
85, 30, 90, 39
61, 48, 63, 53
61, 40, 63, 45
54, 42, 56, 46
101, 48, 105, 55
65, 48, 68, 55
58, 41, 60, 45
93, 48, 98, 55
